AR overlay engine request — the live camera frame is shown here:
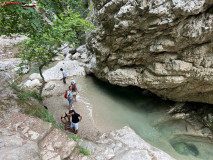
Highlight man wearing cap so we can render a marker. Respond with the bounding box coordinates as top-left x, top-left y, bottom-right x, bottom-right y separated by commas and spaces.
70, 109, 82, 134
